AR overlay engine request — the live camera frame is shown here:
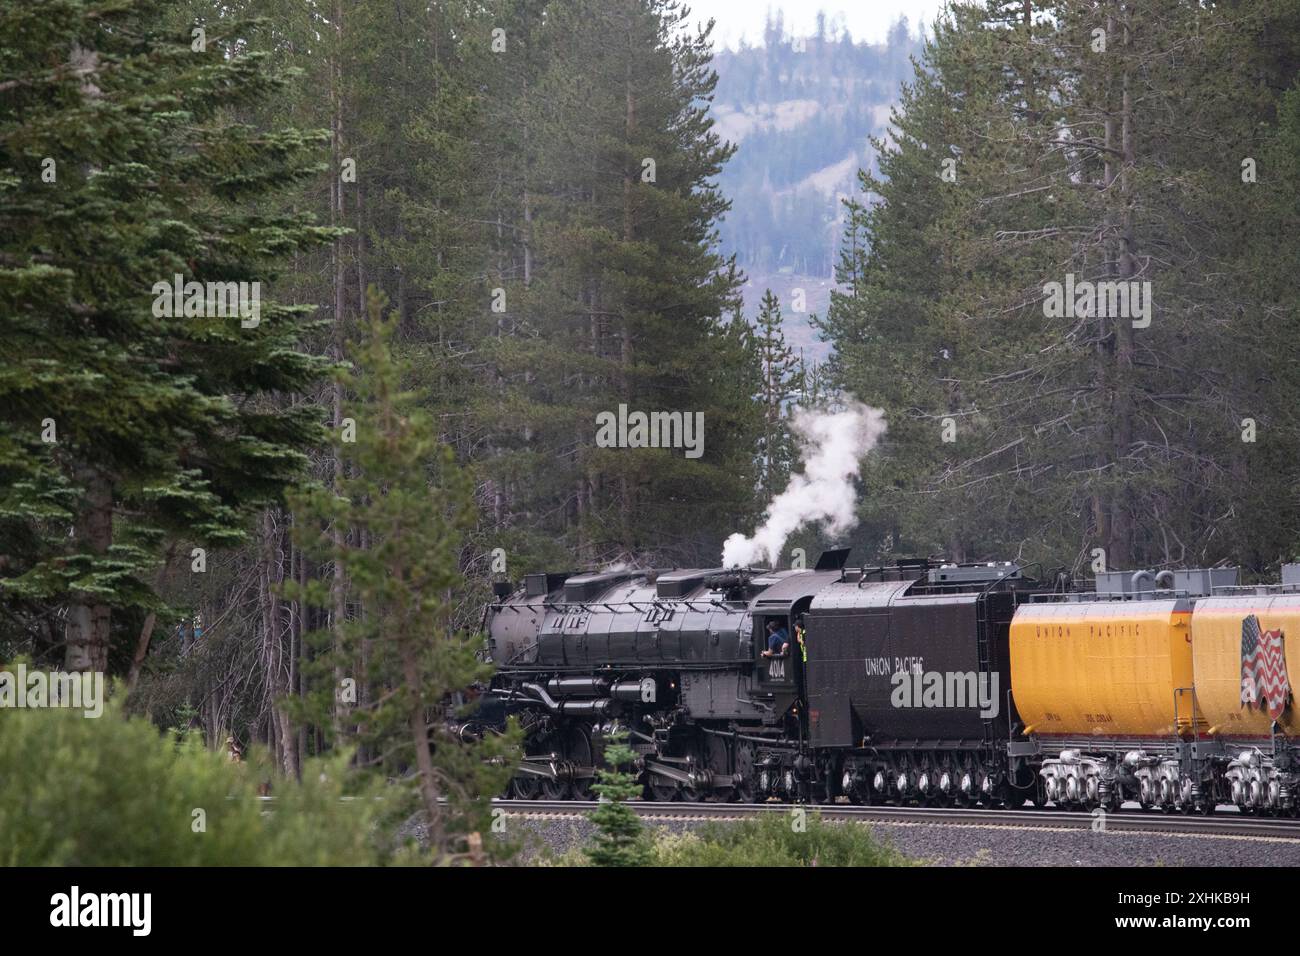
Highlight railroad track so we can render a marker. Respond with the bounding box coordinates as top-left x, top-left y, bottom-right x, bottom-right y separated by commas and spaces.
494, 799, 1300, 840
